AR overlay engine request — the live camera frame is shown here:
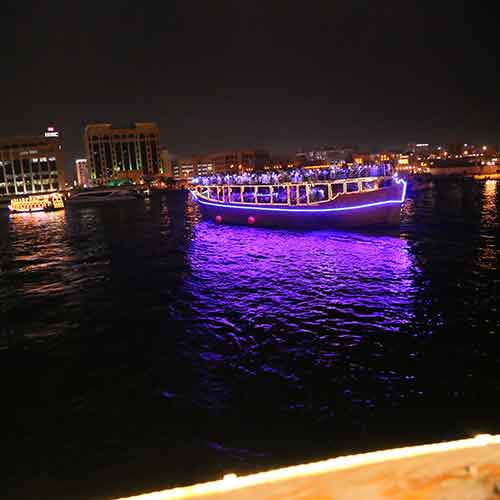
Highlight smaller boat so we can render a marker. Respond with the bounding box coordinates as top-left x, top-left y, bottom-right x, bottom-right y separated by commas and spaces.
472, 173, 500, 181
66, 188, 143, 204
8, 193, 65, 214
